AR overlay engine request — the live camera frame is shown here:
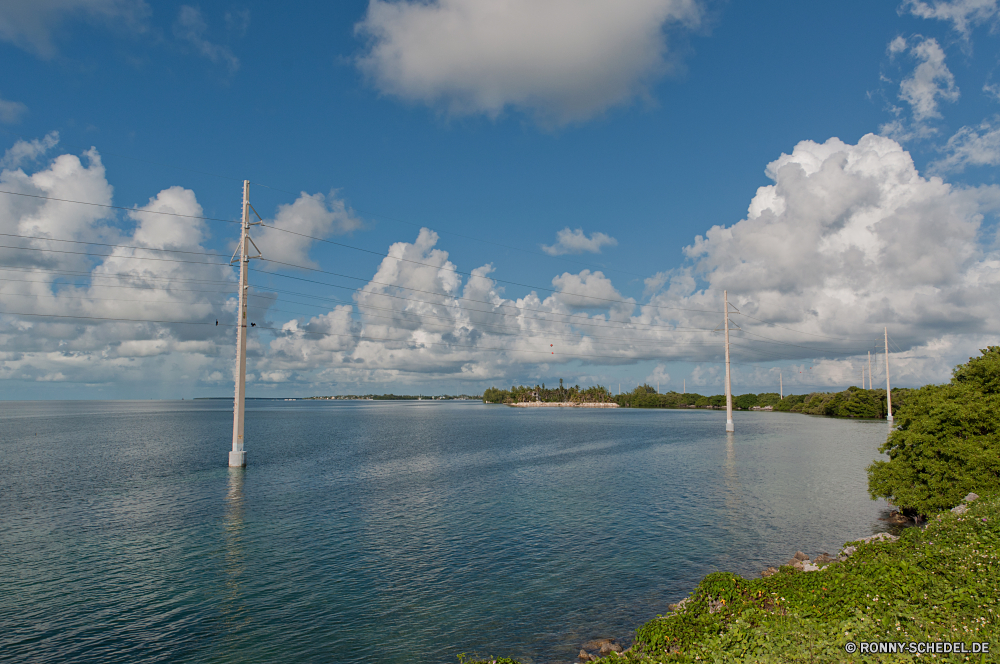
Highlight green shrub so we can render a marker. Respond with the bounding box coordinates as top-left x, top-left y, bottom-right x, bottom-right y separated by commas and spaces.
477, 493, 1000, 663
868, 346, 1000, 515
